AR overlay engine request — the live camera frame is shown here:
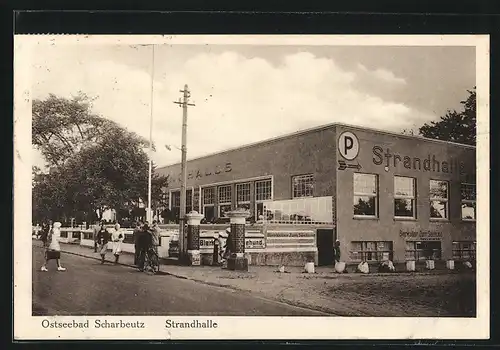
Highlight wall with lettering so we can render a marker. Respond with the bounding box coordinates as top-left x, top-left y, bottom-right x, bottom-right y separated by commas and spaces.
334, 125, 476, 261
156, 126, 338, 200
